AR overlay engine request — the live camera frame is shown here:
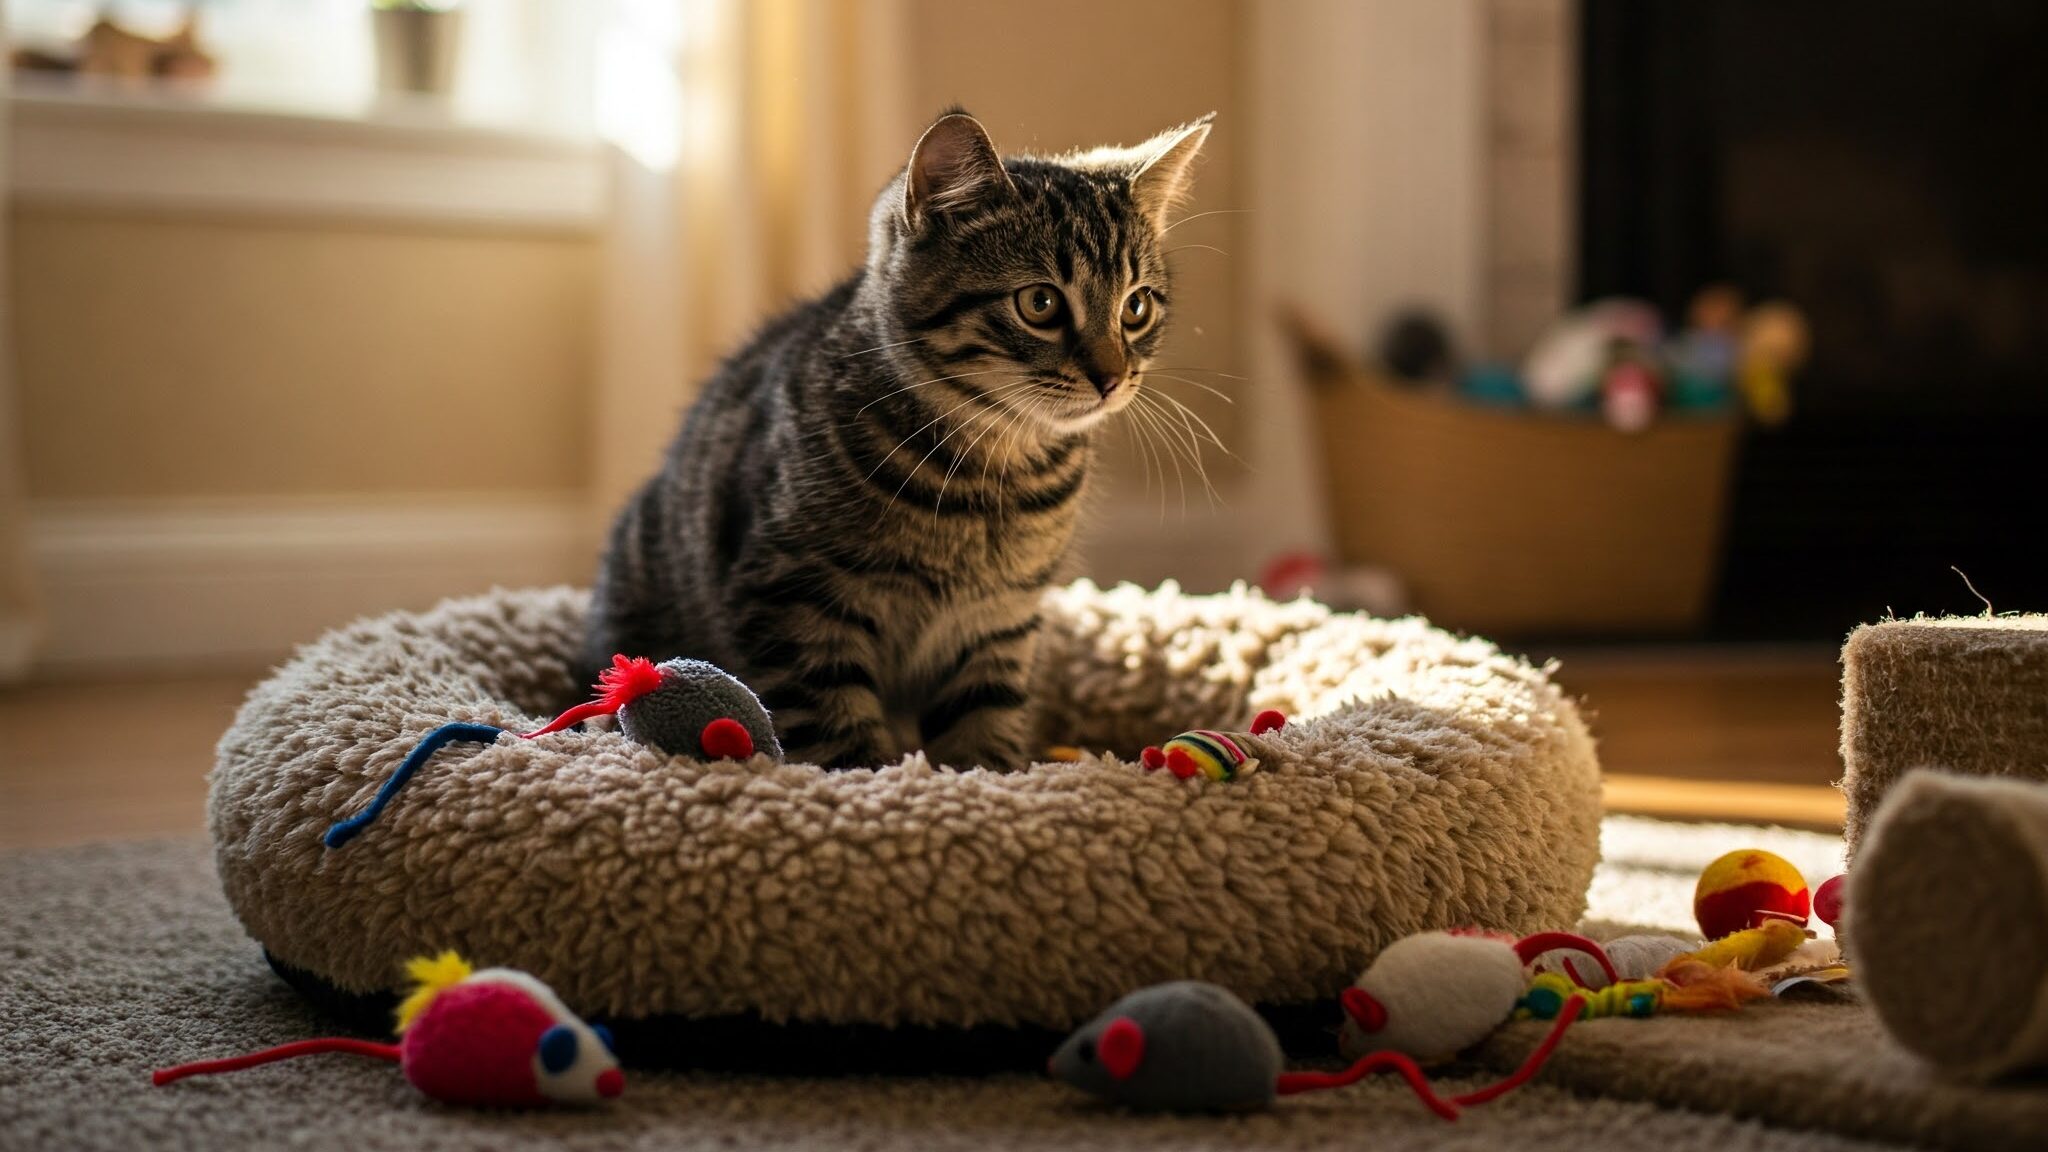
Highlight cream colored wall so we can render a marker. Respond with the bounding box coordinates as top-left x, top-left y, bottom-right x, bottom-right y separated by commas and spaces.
7, 2, 1287, 673
14, 5, 1246, 515
10, 207, 597, 501
0, 13, 40, 679
905, 0, 1252, 523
